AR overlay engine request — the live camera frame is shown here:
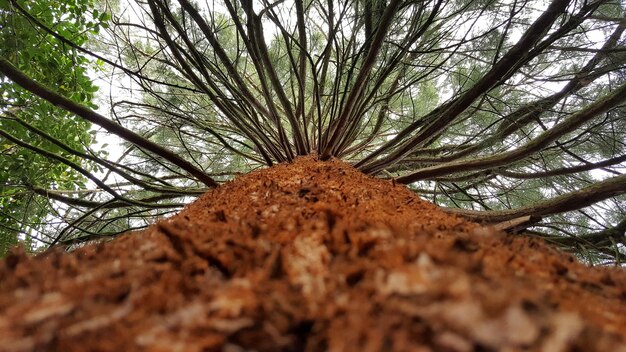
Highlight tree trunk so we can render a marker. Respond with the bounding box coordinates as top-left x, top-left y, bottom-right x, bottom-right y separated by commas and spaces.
0, 157, 625, 351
